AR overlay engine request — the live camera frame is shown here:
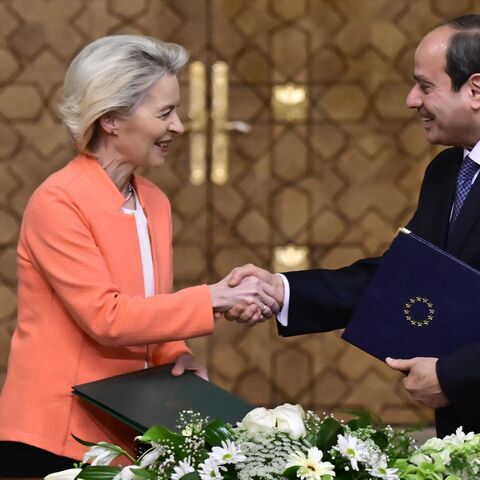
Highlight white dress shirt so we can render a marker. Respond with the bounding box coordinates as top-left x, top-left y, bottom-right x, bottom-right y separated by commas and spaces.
123, 189, 155, 367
